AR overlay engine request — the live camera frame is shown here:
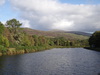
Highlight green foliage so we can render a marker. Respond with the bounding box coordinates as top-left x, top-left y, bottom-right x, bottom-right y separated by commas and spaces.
32, 35, 39, 46
3, 37, 9, 47
0, 35, 9, 47
49, 39, 54, 46
89, 31, 100, 48
6, 18, 22, 34
5, 19, 23, 46
6, 18, 22, 28
0, 45, 7, 53
0, 22, 5, 34
22, 35, 31, 46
